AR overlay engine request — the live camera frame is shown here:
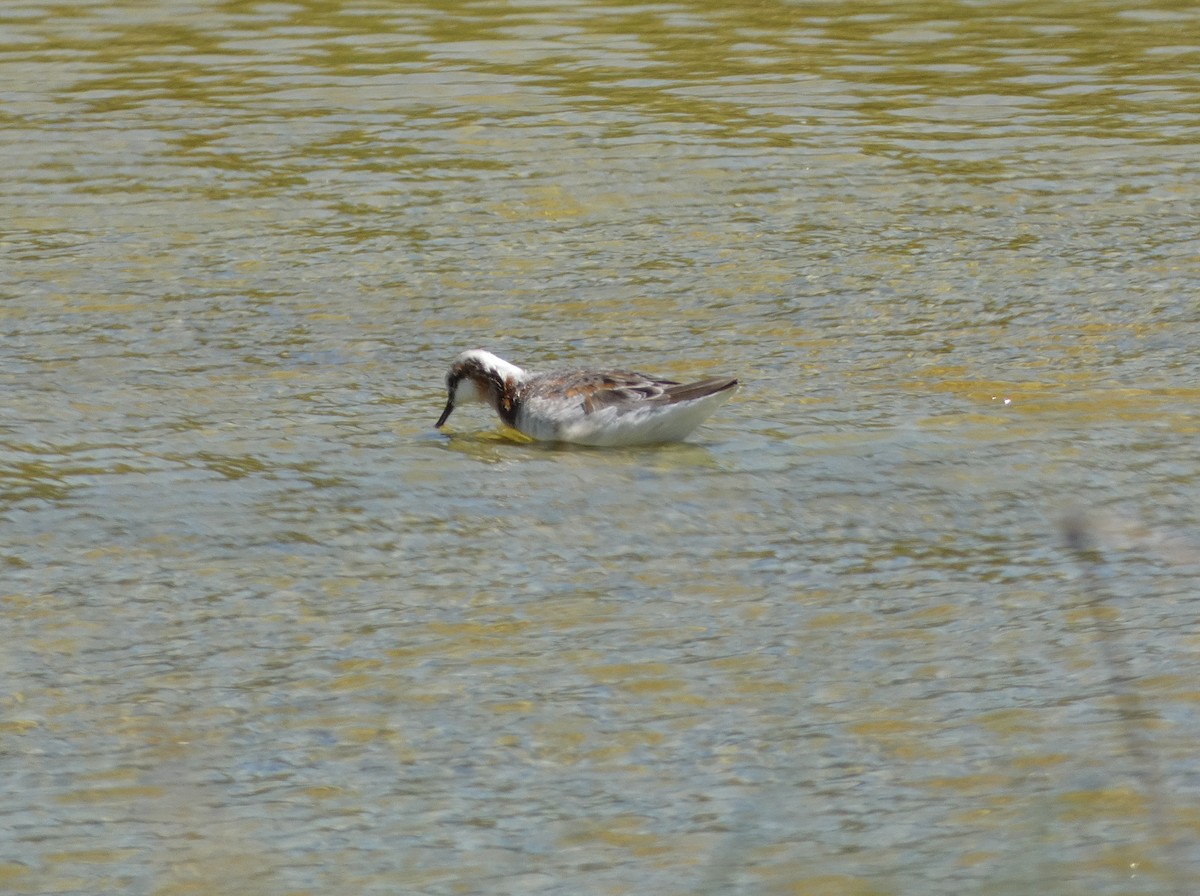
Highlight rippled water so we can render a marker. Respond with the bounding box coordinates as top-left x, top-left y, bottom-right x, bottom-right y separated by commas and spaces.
2, 1, 1199, 894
